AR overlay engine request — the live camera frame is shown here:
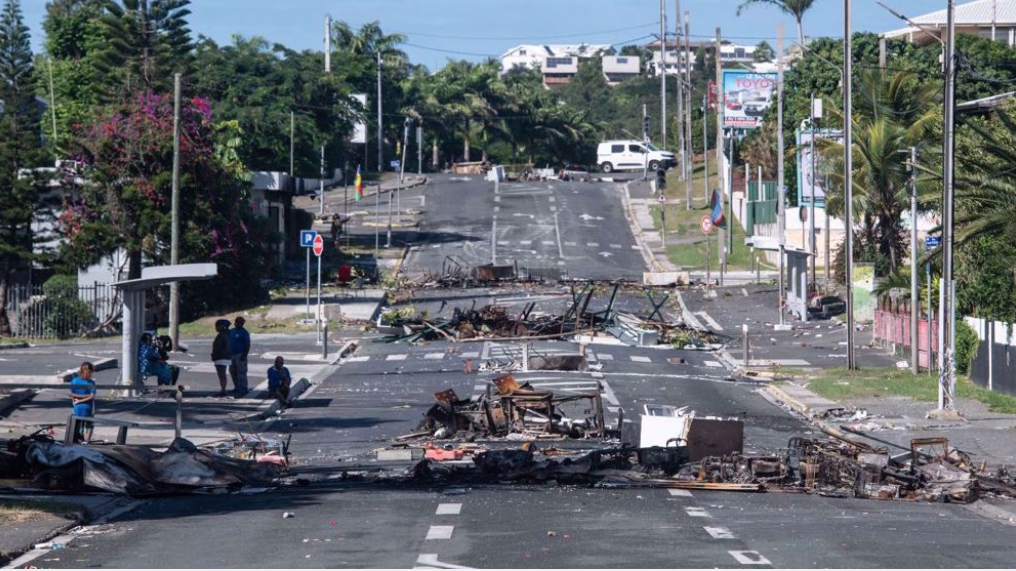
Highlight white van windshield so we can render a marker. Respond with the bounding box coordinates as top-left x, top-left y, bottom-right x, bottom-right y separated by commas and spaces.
646, 143, 662, 152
